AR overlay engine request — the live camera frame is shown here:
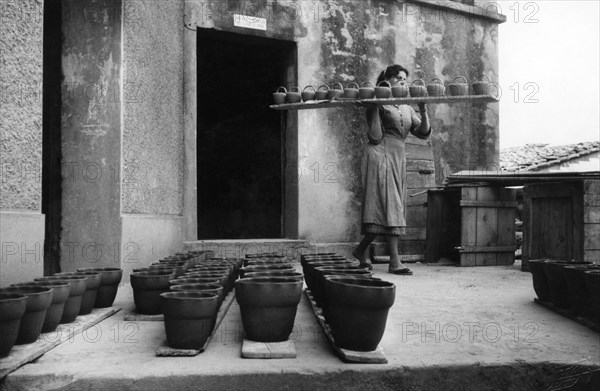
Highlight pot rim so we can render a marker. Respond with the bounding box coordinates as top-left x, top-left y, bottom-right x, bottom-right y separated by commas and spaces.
160, 291, 218, 300
1, 286, 53, 295
325, 276, 393, 288
0, 292, 28, 302
236, 276, 302, 285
